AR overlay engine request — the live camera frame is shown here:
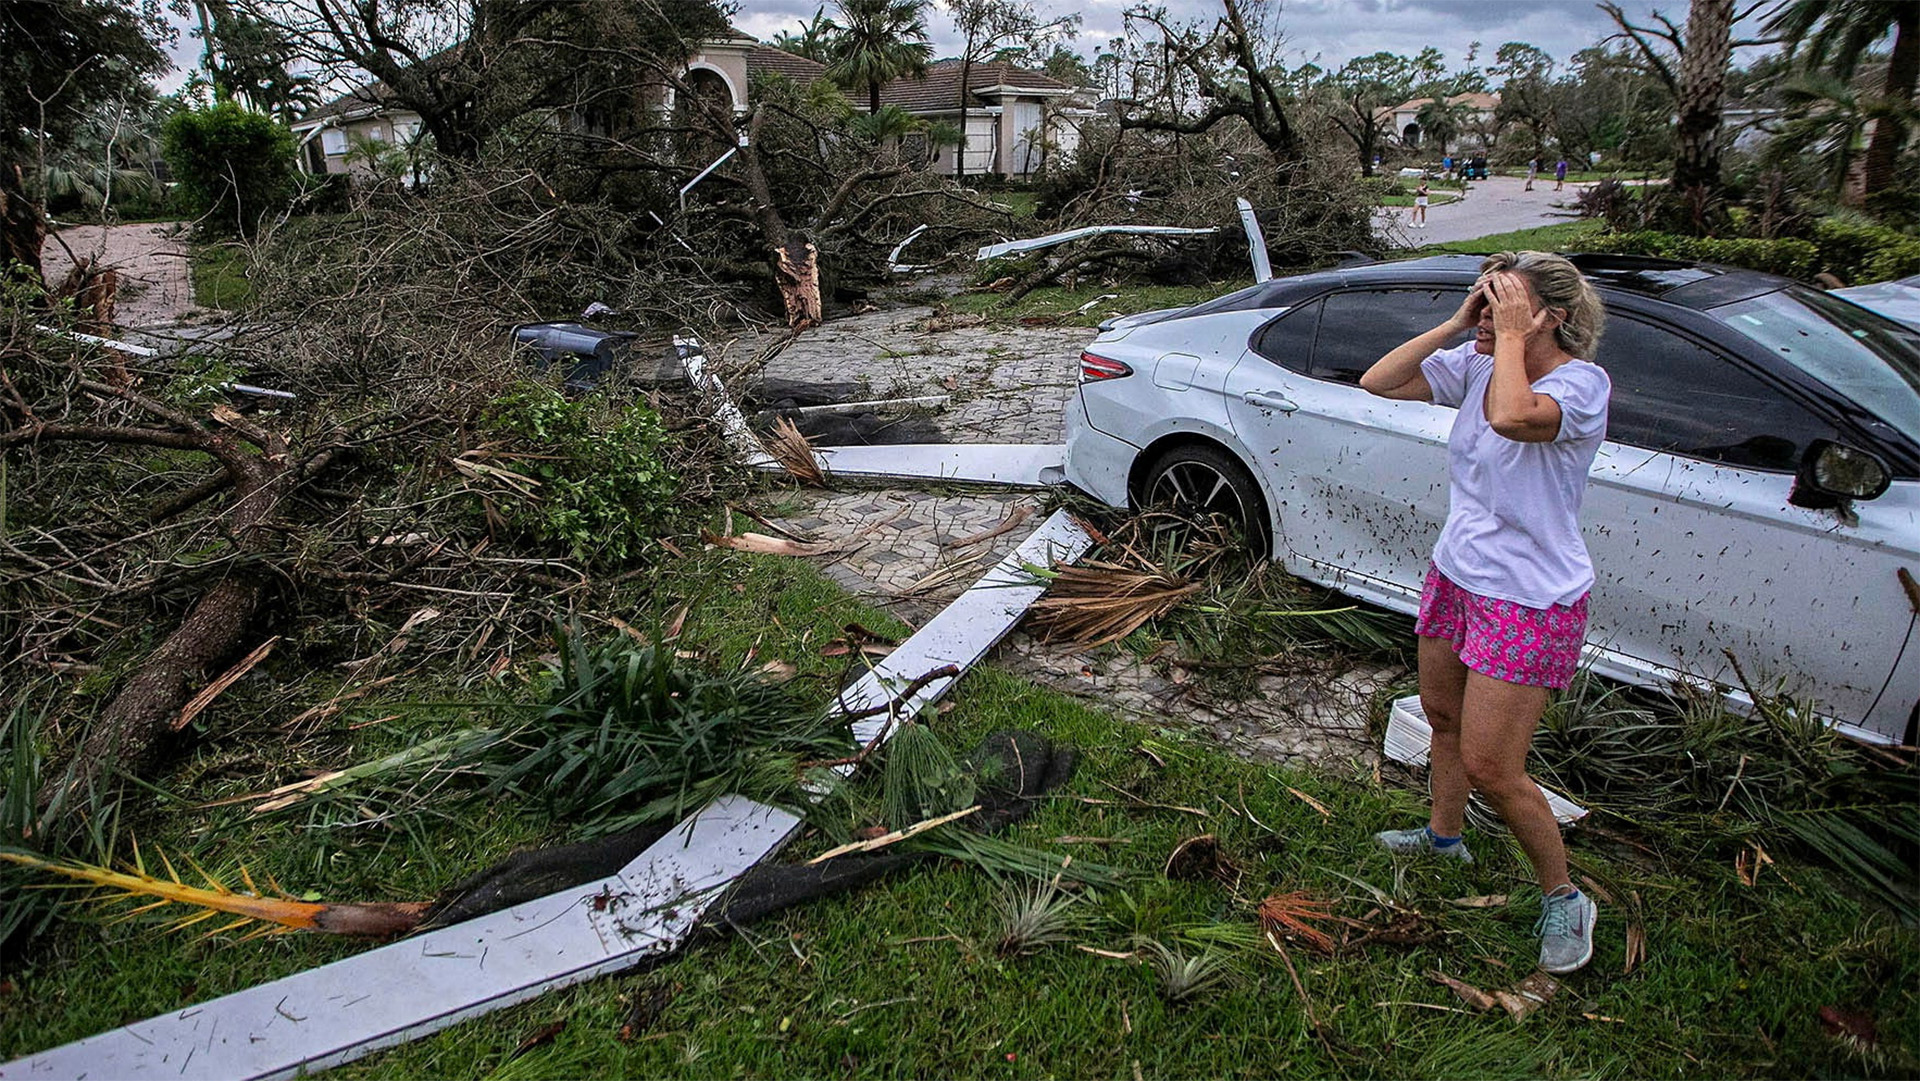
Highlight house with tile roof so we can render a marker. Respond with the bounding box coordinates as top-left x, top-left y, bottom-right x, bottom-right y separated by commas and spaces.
288, 31, 829, 176
878, 59, 1092, 178
288, 34, 1089, 181
1375, 91, 1501, 151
